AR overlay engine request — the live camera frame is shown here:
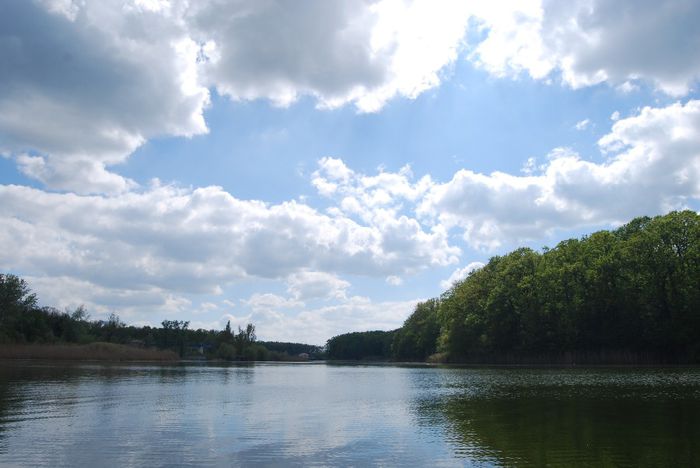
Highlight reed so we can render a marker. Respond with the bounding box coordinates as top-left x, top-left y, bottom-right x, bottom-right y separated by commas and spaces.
0, 342, 179, 361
